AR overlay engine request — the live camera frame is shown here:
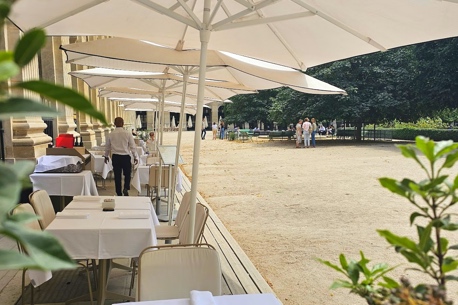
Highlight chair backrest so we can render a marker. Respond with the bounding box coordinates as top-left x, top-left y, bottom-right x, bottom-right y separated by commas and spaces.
29, 190, 56, 229
12, 204, 42, 253
146, 156, 159, 165
175, 191, 191, 228
148, 165, 170, 188
12, 204, 42, 231
137, 244, 221, 301
178, 202, 209, 245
